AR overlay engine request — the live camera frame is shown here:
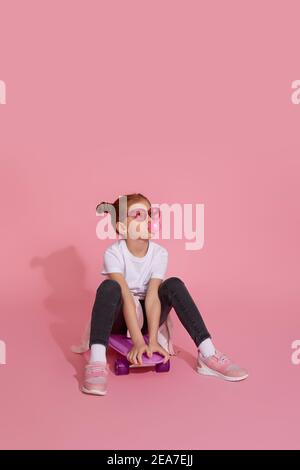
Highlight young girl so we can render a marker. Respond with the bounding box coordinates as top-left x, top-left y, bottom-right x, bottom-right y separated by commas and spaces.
81, 193, 248, 395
